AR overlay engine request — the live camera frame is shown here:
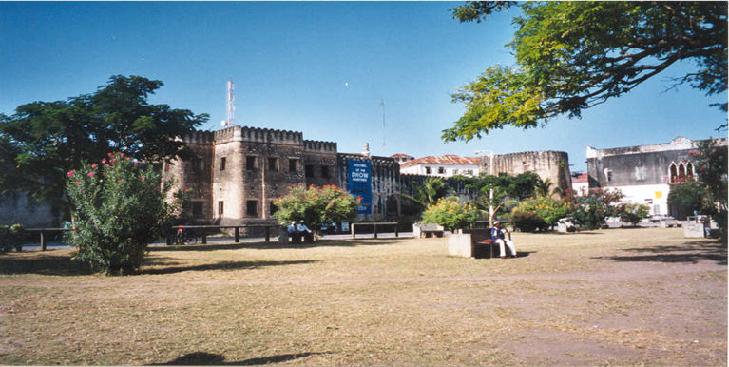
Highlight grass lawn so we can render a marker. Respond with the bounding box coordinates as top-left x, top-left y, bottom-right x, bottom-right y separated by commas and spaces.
0, 227, 726, 366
